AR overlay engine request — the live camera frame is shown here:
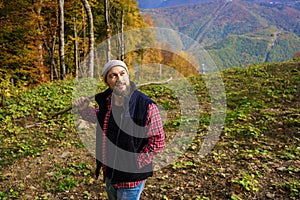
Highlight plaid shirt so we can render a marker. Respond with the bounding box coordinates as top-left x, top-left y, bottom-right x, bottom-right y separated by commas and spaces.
79, 94, 165, 188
